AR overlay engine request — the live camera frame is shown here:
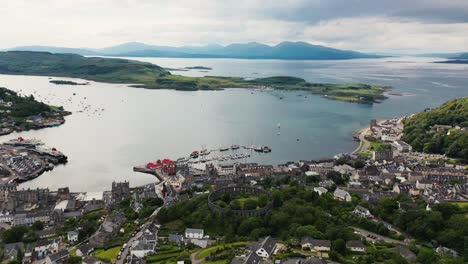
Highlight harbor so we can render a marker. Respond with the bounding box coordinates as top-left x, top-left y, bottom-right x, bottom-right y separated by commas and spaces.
133, 144, 273, 188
